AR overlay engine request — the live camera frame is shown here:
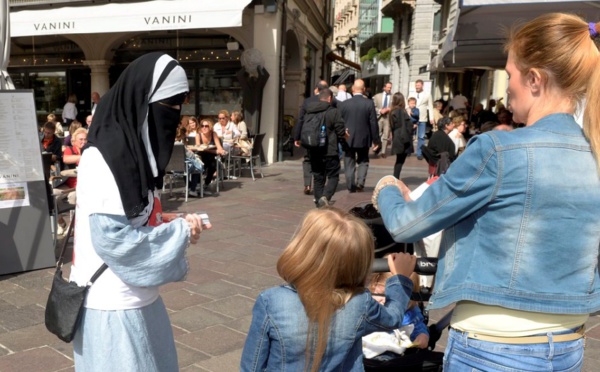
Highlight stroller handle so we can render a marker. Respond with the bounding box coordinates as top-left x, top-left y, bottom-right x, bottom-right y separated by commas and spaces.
372, 257, 438, 275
